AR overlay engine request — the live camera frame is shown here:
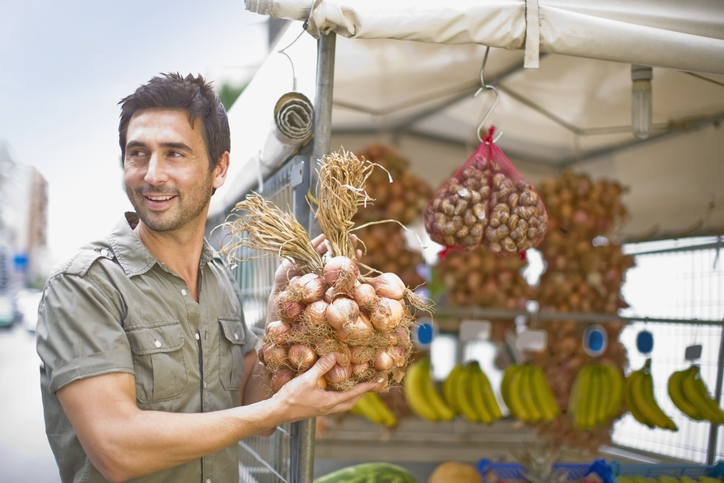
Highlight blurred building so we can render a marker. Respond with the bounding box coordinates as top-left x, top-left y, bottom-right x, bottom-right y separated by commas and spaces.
0, 141, 49, 291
